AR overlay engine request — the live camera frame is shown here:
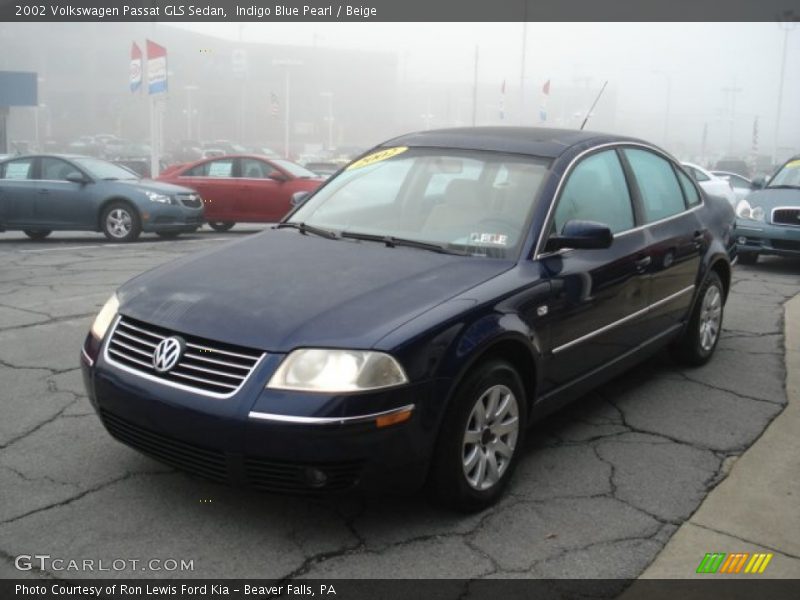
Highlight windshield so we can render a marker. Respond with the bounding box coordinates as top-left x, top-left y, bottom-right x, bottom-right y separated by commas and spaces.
768, 159, 800, 188
273, 159, 317, 178
73, 157, 139, 180
288, 147, 550, 259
